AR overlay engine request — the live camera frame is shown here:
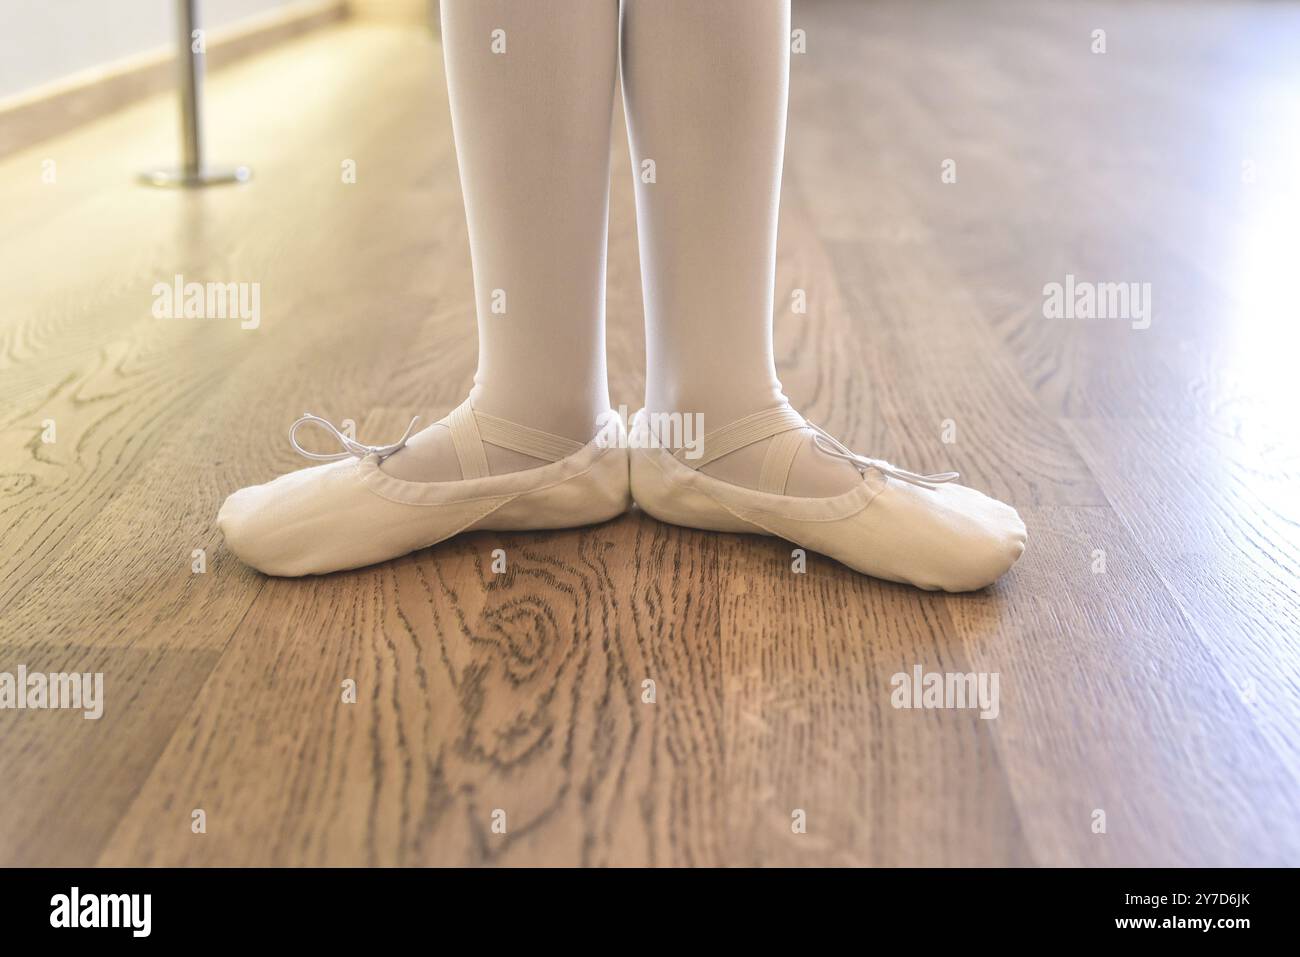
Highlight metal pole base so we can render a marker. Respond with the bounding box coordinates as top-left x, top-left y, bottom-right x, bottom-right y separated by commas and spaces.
139, 164, 252, 188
